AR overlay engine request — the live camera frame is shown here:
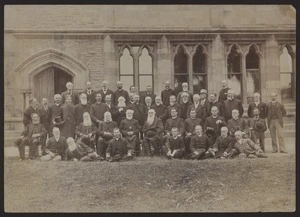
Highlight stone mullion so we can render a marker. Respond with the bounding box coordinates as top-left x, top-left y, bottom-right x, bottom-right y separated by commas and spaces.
188, 53, 193, 93
133, 54, 139, 91
241, 54, 247, 106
